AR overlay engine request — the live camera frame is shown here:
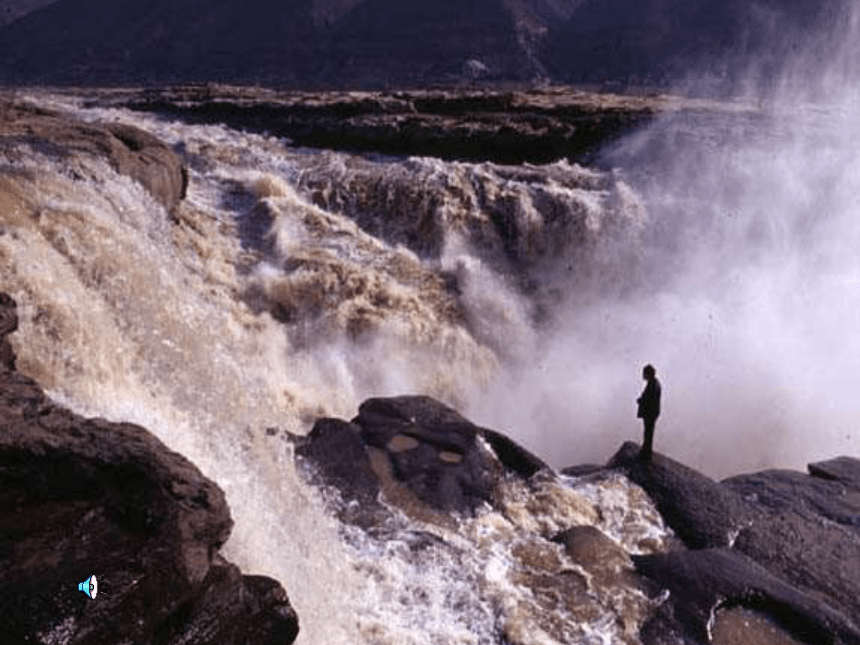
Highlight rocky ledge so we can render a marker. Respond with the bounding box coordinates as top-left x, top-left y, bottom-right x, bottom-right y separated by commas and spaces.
0, 295, 298, 645
106, 85, 762, 165
293, 395, 548, 528
298, 392, 860, 644
605, 443, 860, 645
0, 98, 187, 213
